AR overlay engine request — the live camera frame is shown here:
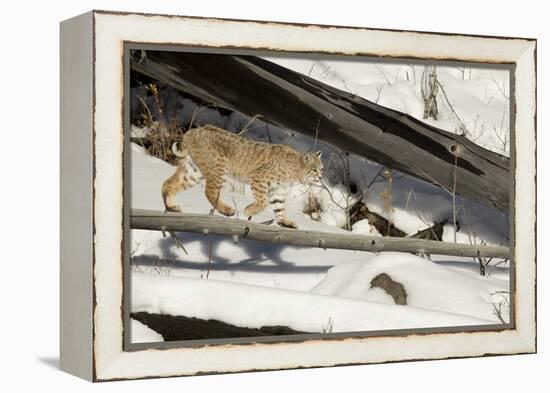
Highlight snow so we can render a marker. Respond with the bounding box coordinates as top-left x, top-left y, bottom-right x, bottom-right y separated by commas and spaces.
132, 272, 493, 334
131, 319, 164, 343
311, 253, 509, 323
352, 219, 382, 236
129, 56, 511, 343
